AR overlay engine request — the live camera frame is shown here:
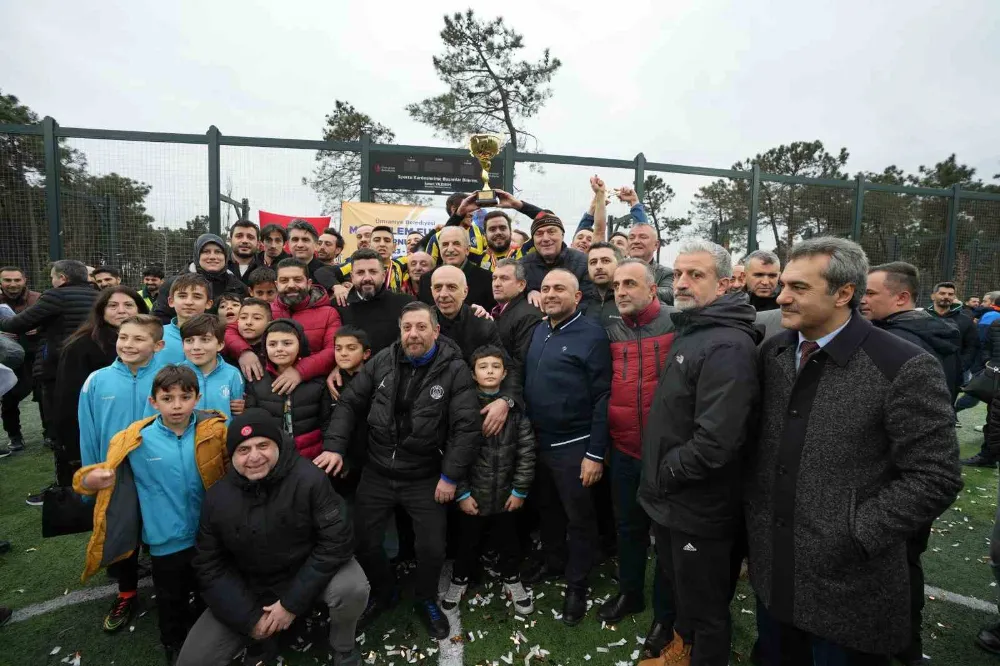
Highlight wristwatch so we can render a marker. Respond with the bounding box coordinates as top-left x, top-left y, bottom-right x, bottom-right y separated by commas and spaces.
504, 397, 515, 408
